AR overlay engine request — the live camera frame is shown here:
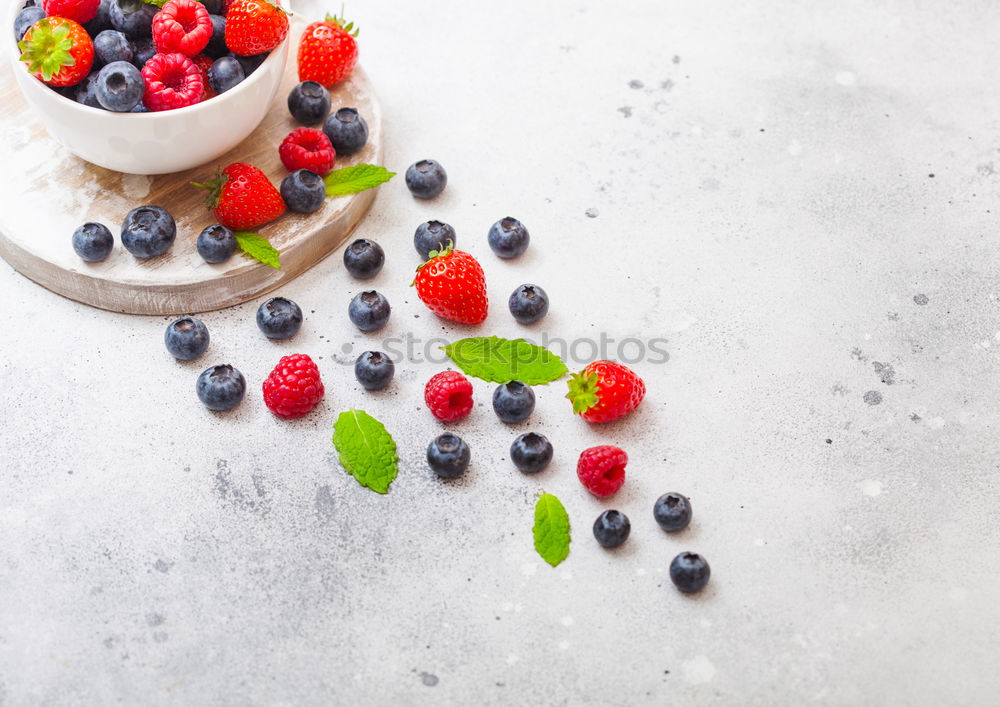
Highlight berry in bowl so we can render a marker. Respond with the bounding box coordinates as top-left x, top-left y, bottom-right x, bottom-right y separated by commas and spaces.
9, 0, 291, 174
